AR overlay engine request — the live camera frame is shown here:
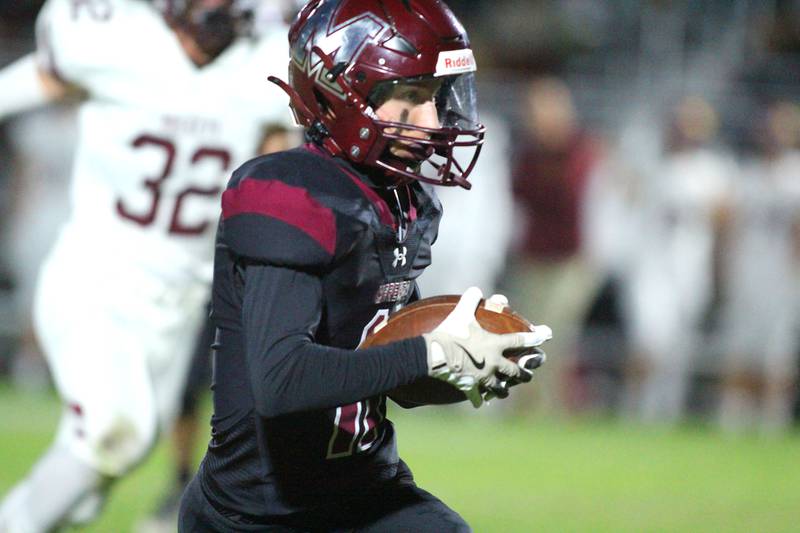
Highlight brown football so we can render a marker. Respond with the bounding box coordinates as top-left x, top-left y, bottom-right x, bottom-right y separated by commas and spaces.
360, 295, 538, 406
